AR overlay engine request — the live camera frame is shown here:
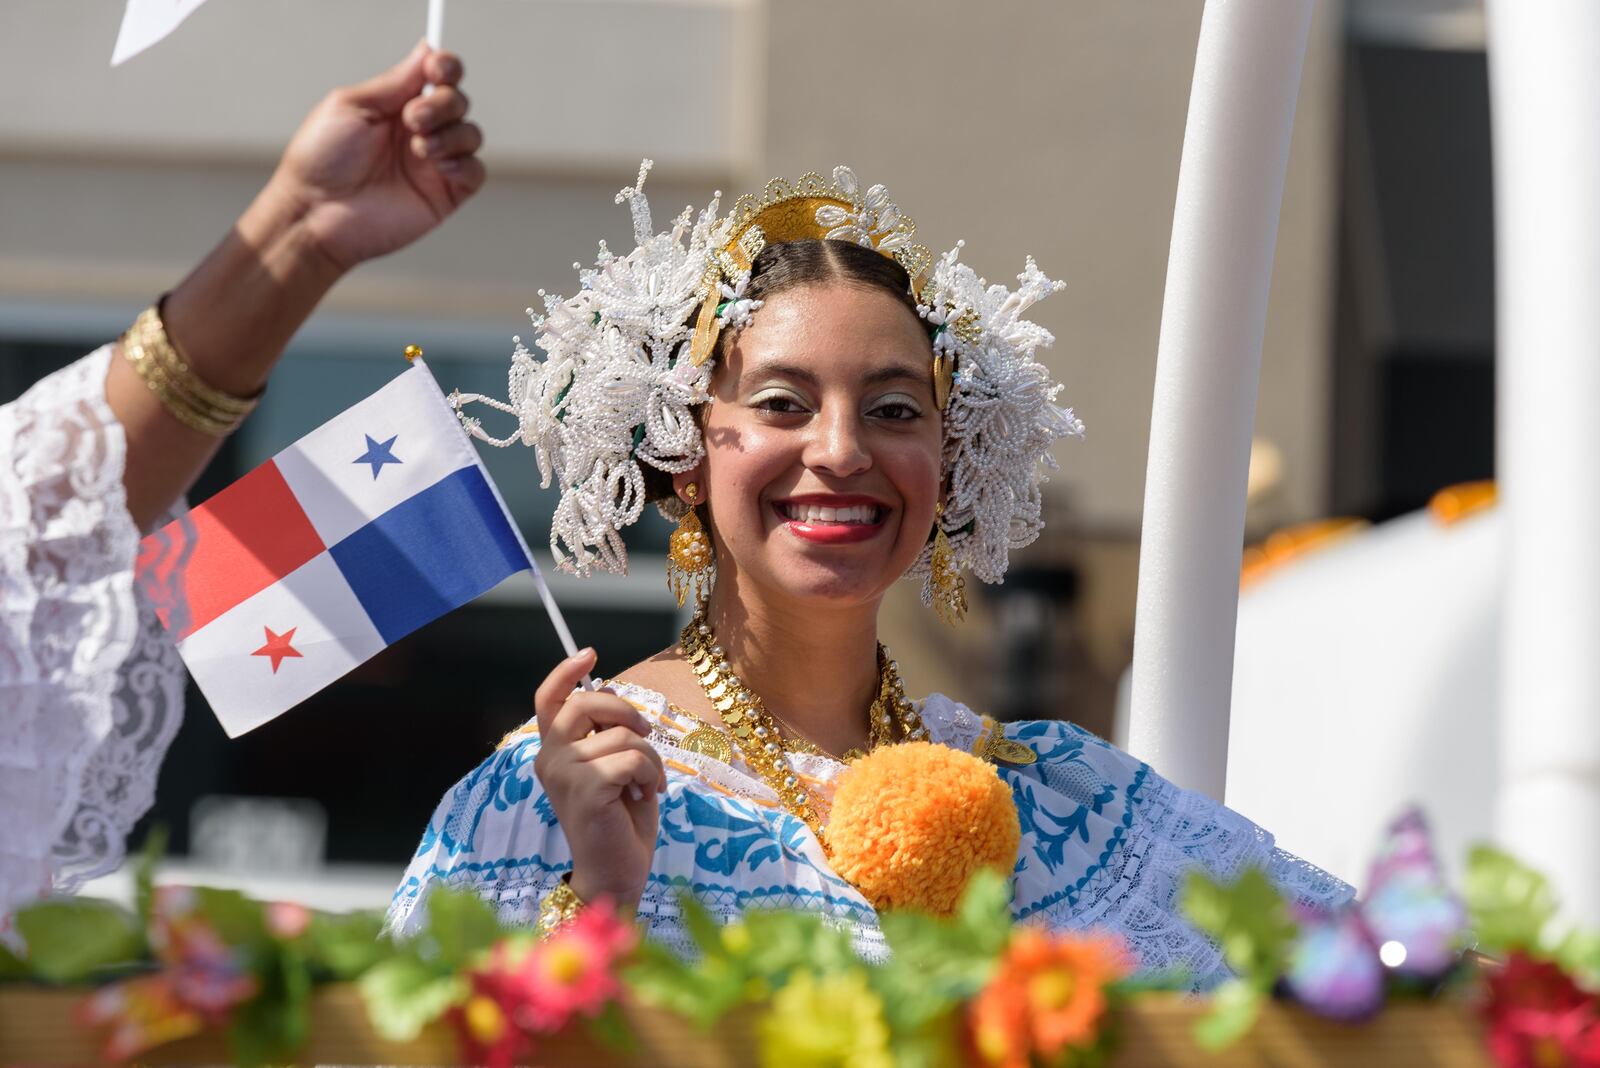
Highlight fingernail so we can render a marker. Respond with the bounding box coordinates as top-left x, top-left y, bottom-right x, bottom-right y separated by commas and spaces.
574, 646, 595, 661
424, 134, 442, 156
439, 159, 462, 175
